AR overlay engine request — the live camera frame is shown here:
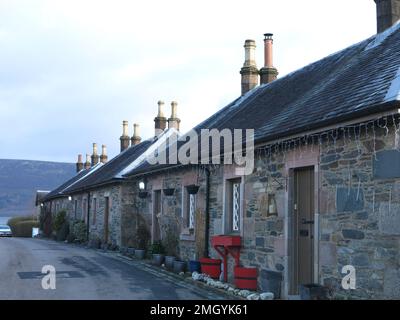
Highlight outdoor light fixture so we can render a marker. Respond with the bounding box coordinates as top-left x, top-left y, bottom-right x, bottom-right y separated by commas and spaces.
68, 196, 72, 201
267, 193, 277, 216
138, 181, 148, 199
40, 203, 44, 207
